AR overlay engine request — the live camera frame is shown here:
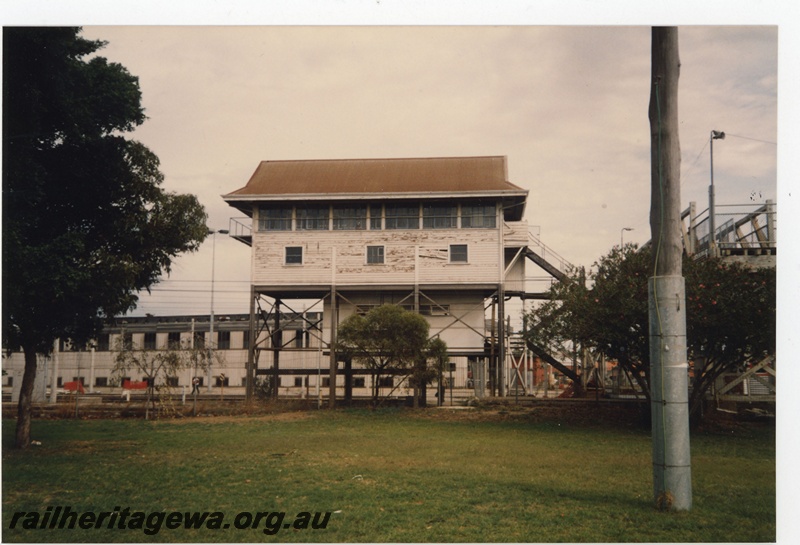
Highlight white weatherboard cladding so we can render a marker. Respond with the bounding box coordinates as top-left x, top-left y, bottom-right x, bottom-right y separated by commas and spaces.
252, 228, 501, 287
